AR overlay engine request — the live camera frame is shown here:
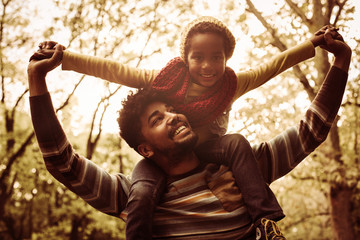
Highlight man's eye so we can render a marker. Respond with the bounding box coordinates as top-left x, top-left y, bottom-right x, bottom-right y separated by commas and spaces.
153, 116, 163, 125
